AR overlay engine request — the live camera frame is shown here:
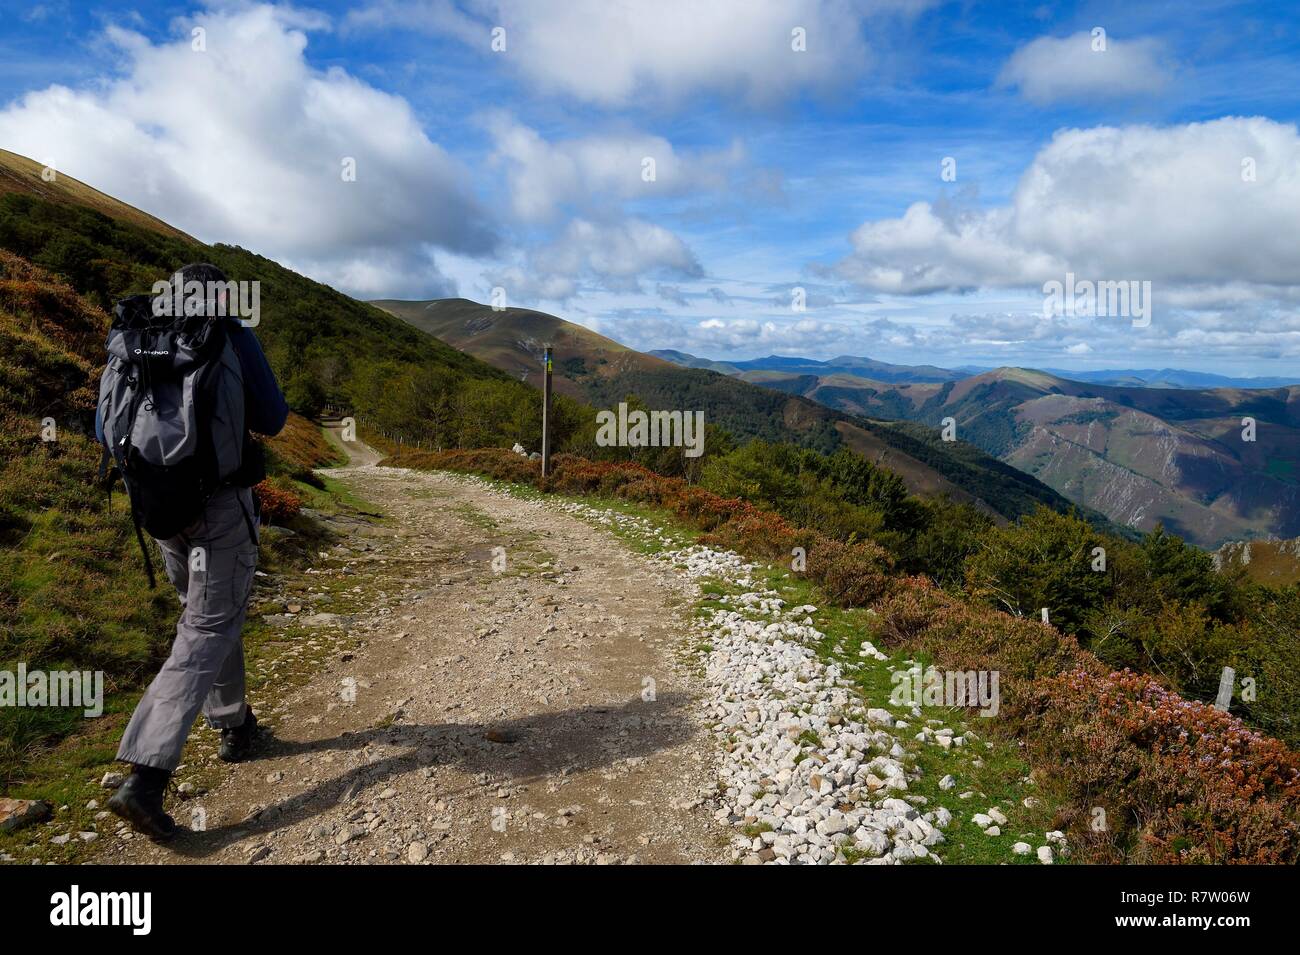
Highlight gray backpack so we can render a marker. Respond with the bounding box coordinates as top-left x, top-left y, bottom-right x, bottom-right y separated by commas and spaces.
98, 294, 256, 585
